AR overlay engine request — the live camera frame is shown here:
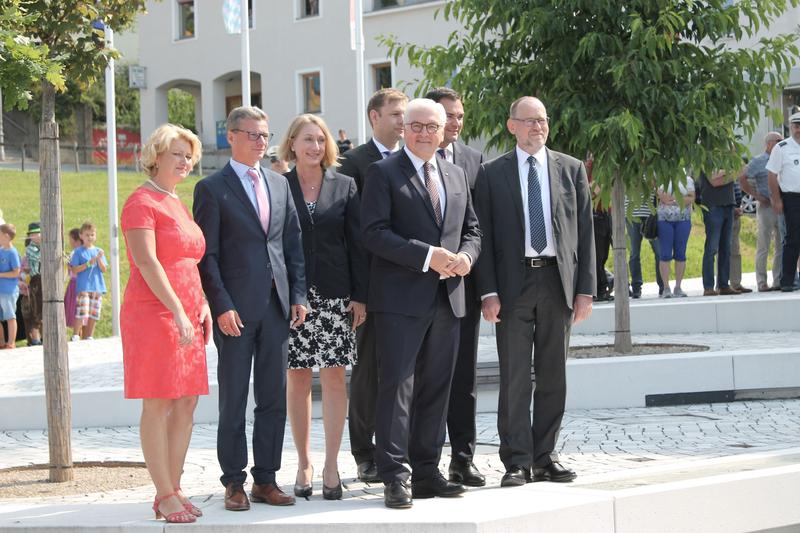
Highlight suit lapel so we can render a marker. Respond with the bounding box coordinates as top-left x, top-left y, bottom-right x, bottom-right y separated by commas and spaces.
399, 151, 439, 226
503, 151, 525, 232
441, 161, 460, 230
287, 169, 312, 228
546, 148, 562, 233
313, 168, 336, 221
223, 163, 262, 228
366, 139, 383, 164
